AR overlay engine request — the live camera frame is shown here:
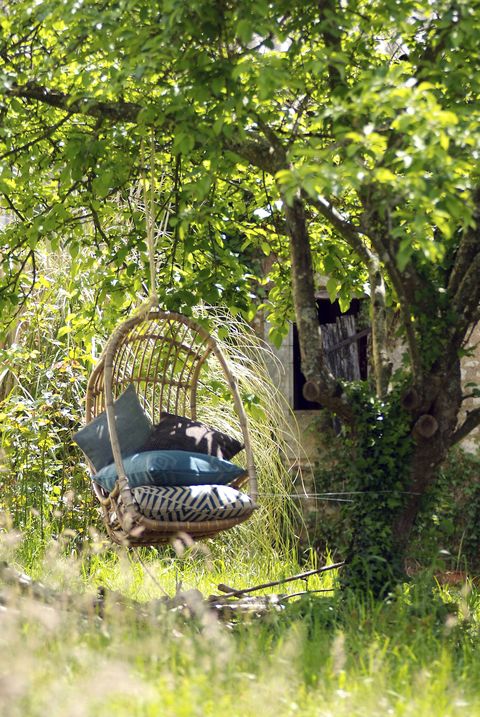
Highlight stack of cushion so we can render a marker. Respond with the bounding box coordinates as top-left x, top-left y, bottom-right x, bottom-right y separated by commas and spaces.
73, 385, 255, 523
